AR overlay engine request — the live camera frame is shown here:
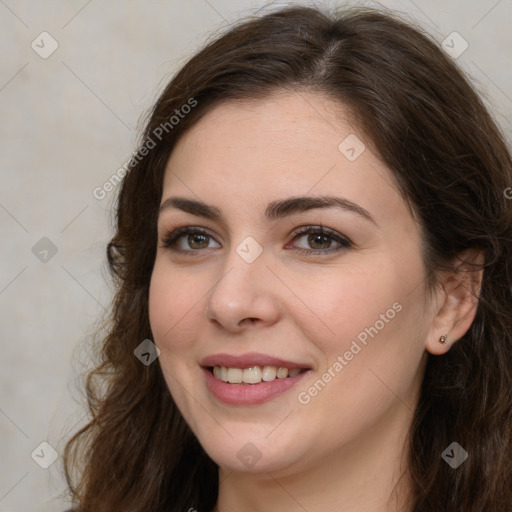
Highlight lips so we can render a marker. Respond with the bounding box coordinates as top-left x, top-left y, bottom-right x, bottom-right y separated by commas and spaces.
200, 352, 313, 405
200, 352, 311, 370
